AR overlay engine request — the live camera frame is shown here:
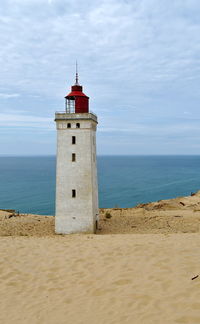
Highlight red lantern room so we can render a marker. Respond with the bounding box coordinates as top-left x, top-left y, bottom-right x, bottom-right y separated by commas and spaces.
65, 67, 89, 113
